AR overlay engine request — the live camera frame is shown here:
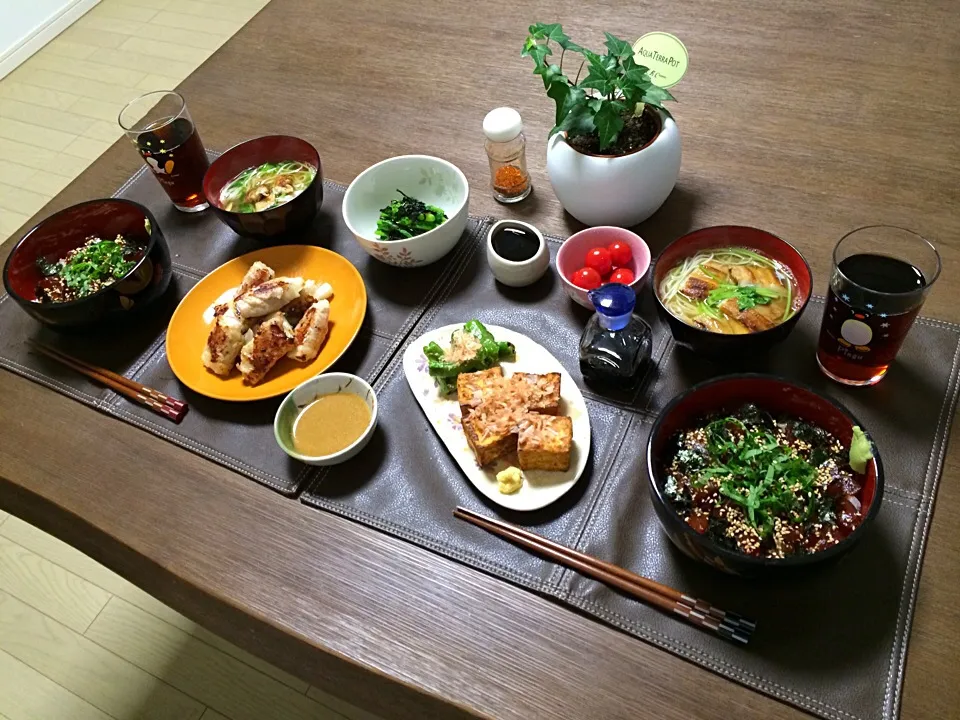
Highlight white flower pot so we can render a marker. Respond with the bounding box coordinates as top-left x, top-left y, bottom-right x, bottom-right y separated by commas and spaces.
546, 108, 681, 227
